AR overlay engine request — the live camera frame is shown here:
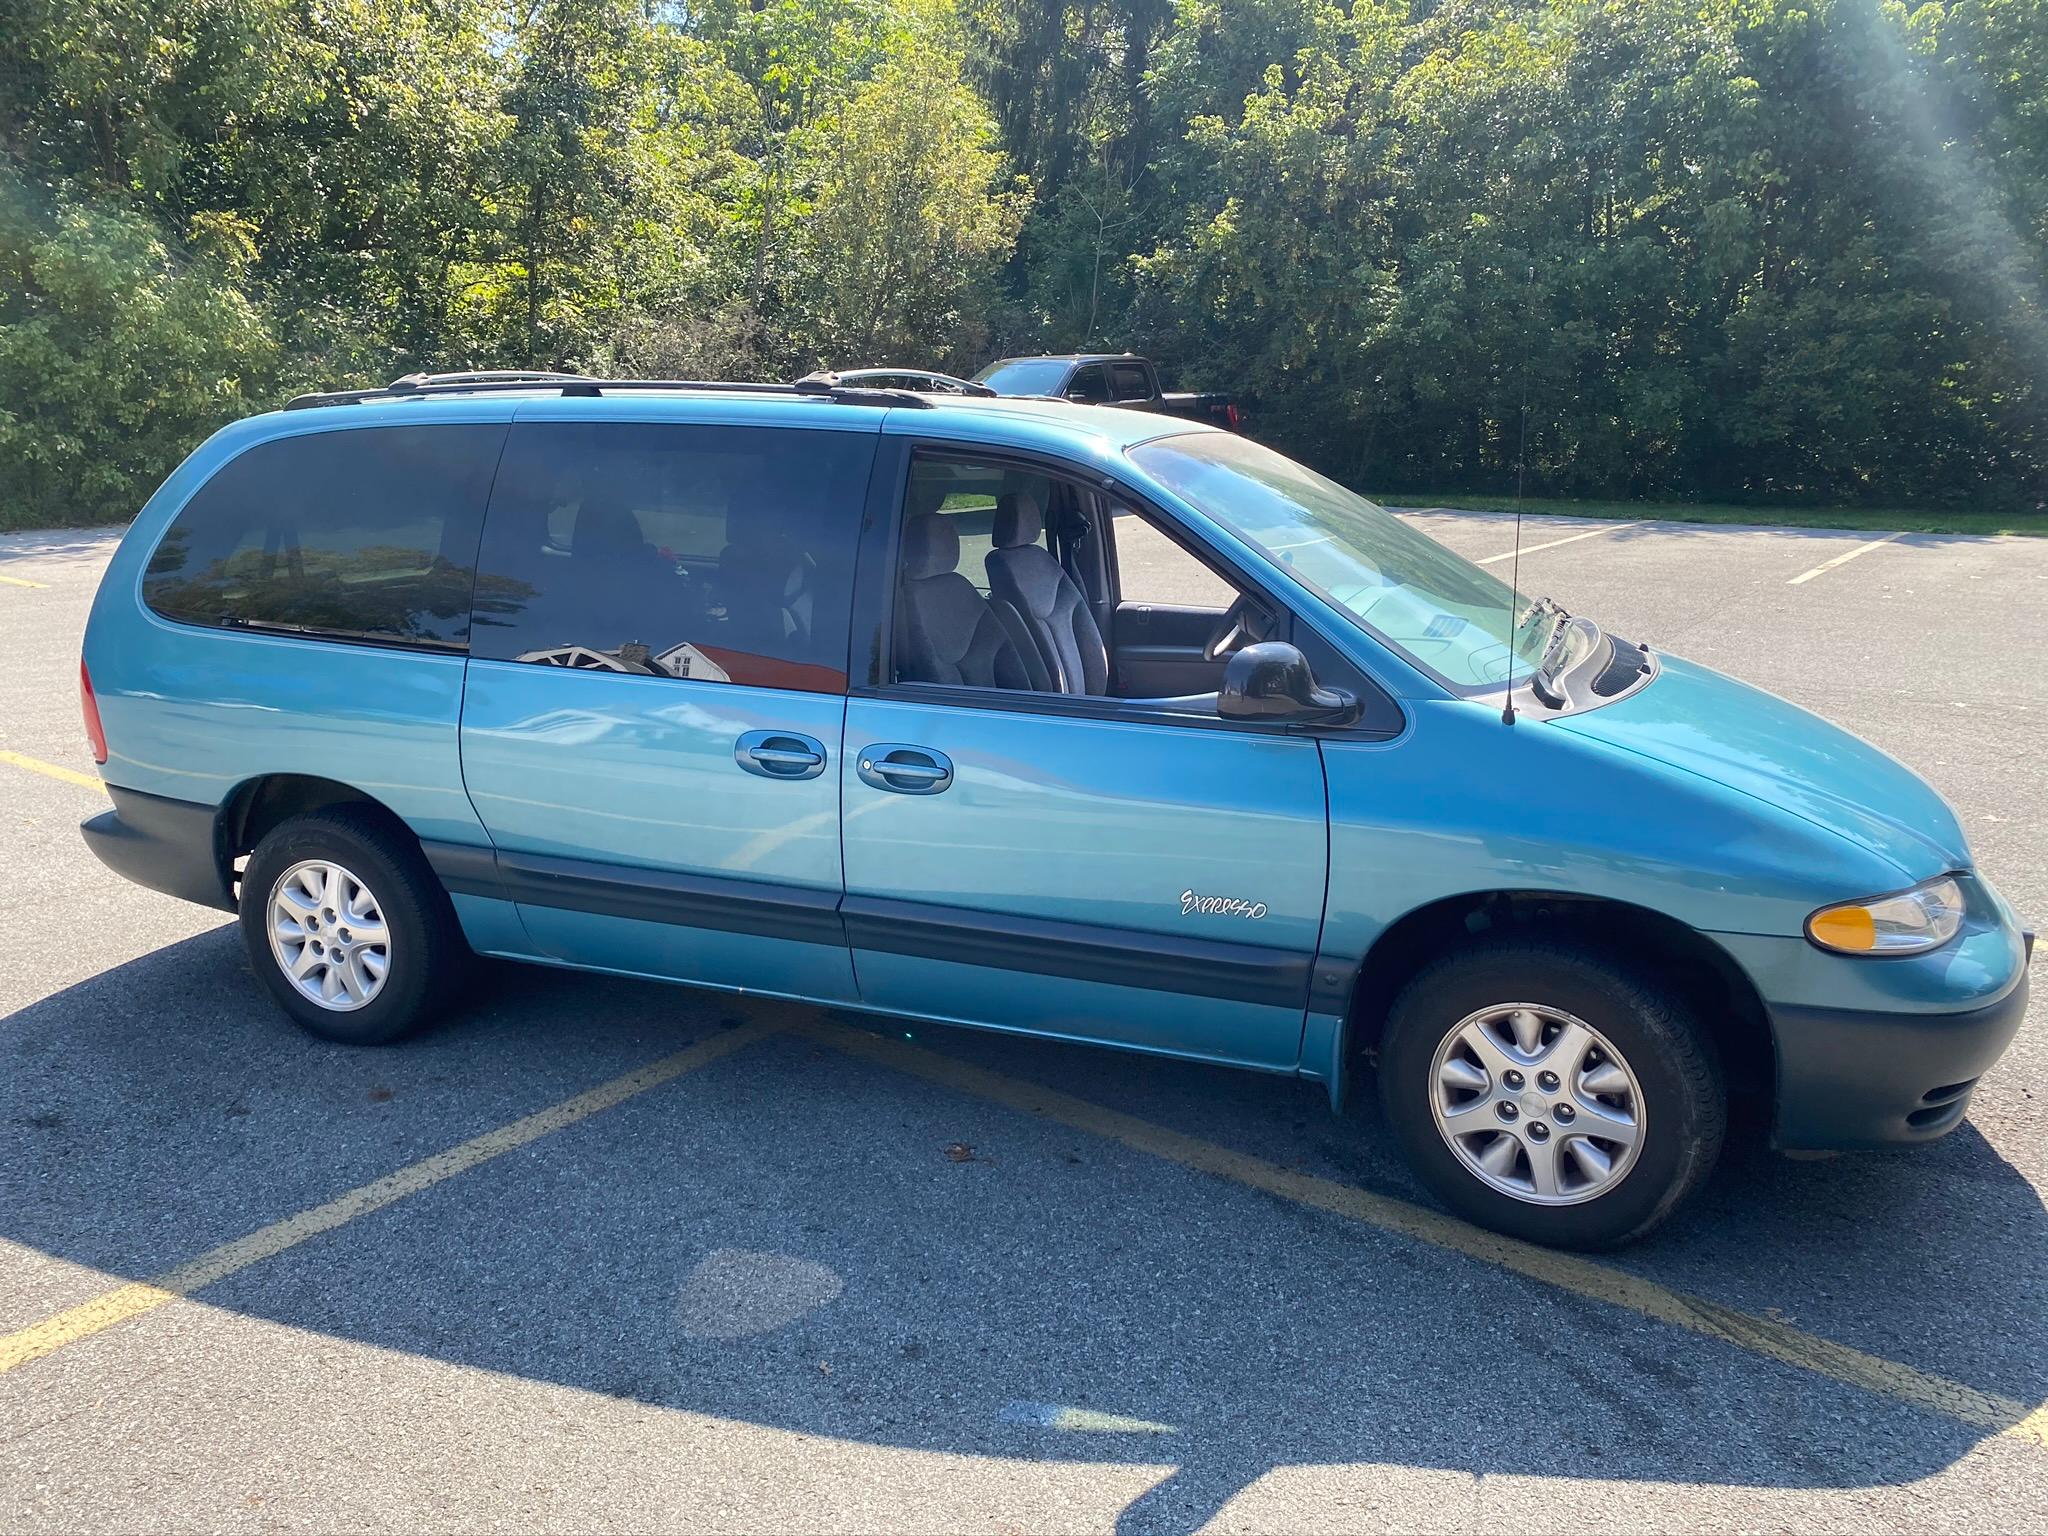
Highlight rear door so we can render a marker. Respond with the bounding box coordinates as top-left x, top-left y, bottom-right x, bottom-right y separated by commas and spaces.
1064, 365, 1110, 404
457, 409, 876, 1001
1107, 360, 1156, 409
